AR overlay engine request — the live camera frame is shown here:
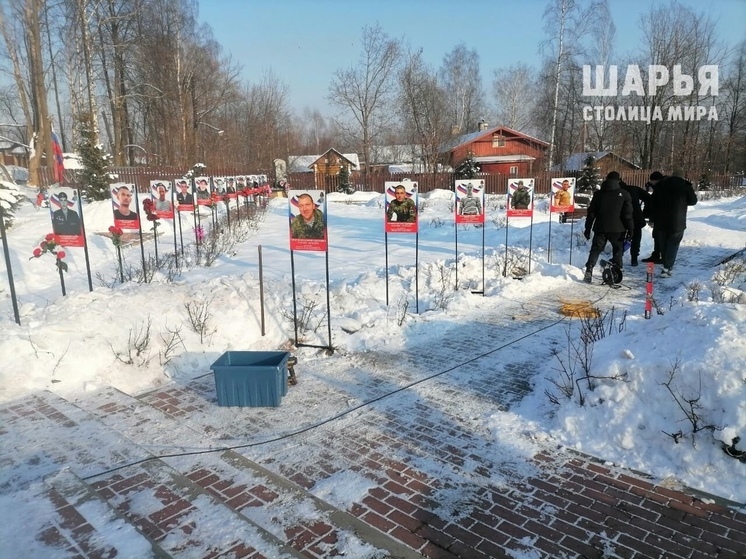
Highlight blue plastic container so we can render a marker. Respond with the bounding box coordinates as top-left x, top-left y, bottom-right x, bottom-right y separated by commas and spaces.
210, 351, 290, 407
